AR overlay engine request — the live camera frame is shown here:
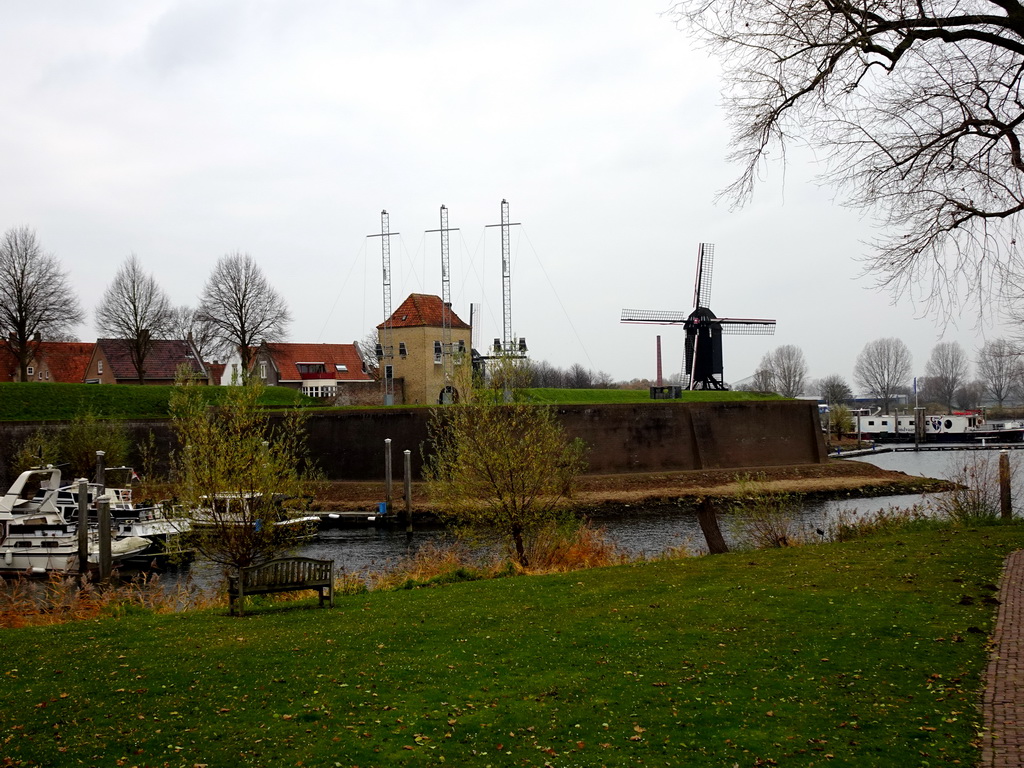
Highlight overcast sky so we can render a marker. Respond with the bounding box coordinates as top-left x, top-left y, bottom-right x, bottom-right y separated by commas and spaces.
0, 0, 1009, 389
